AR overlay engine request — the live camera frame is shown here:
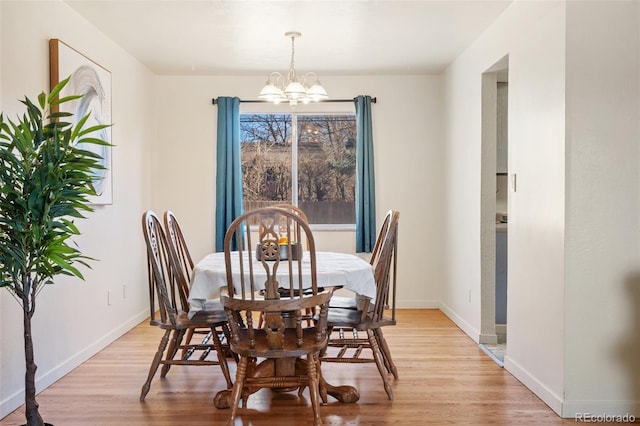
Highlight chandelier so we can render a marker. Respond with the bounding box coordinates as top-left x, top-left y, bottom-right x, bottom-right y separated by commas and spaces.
258, 31, 328, 107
